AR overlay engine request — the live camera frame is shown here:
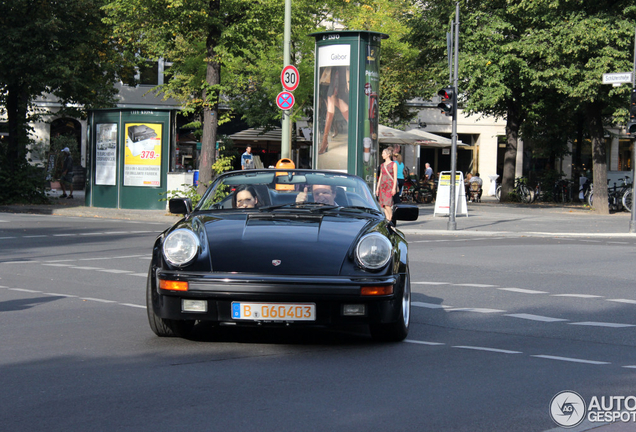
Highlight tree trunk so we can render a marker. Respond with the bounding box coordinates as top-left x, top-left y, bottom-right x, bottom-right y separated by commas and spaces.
5, 84, 29, 171
587, 102, 608, 214
197, 0, 222, 196
500, 100, 521, 202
